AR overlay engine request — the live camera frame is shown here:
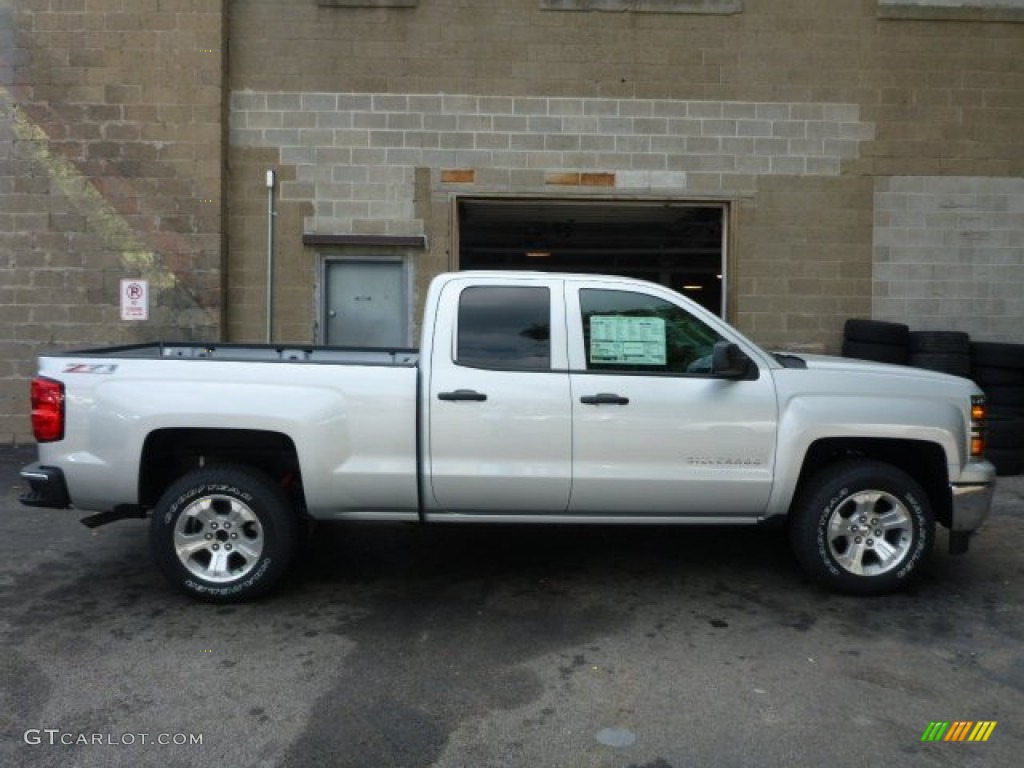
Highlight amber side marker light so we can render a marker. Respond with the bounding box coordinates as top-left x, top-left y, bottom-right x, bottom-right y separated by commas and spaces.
970, 395, 987, 458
